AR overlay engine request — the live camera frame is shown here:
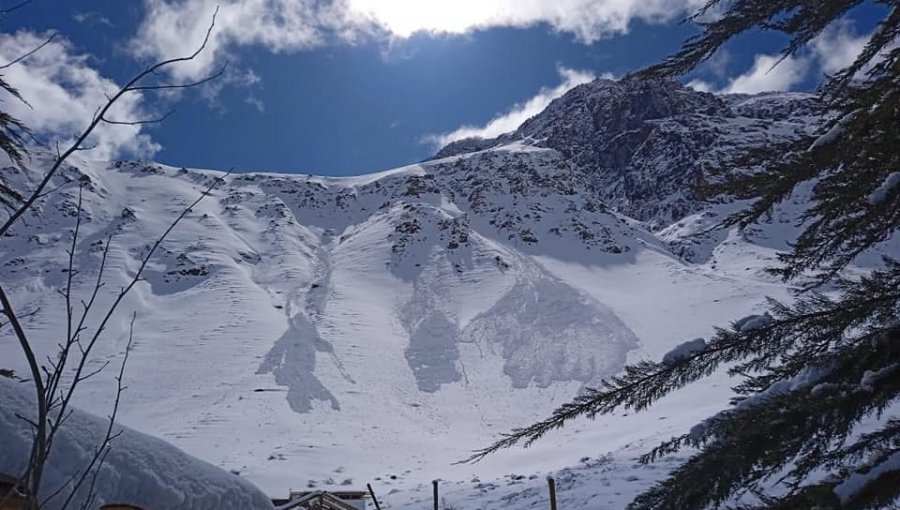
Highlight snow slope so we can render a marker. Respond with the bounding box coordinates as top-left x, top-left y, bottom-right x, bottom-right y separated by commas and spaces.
2, 80, 891, 508
0, 151, 785, 507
